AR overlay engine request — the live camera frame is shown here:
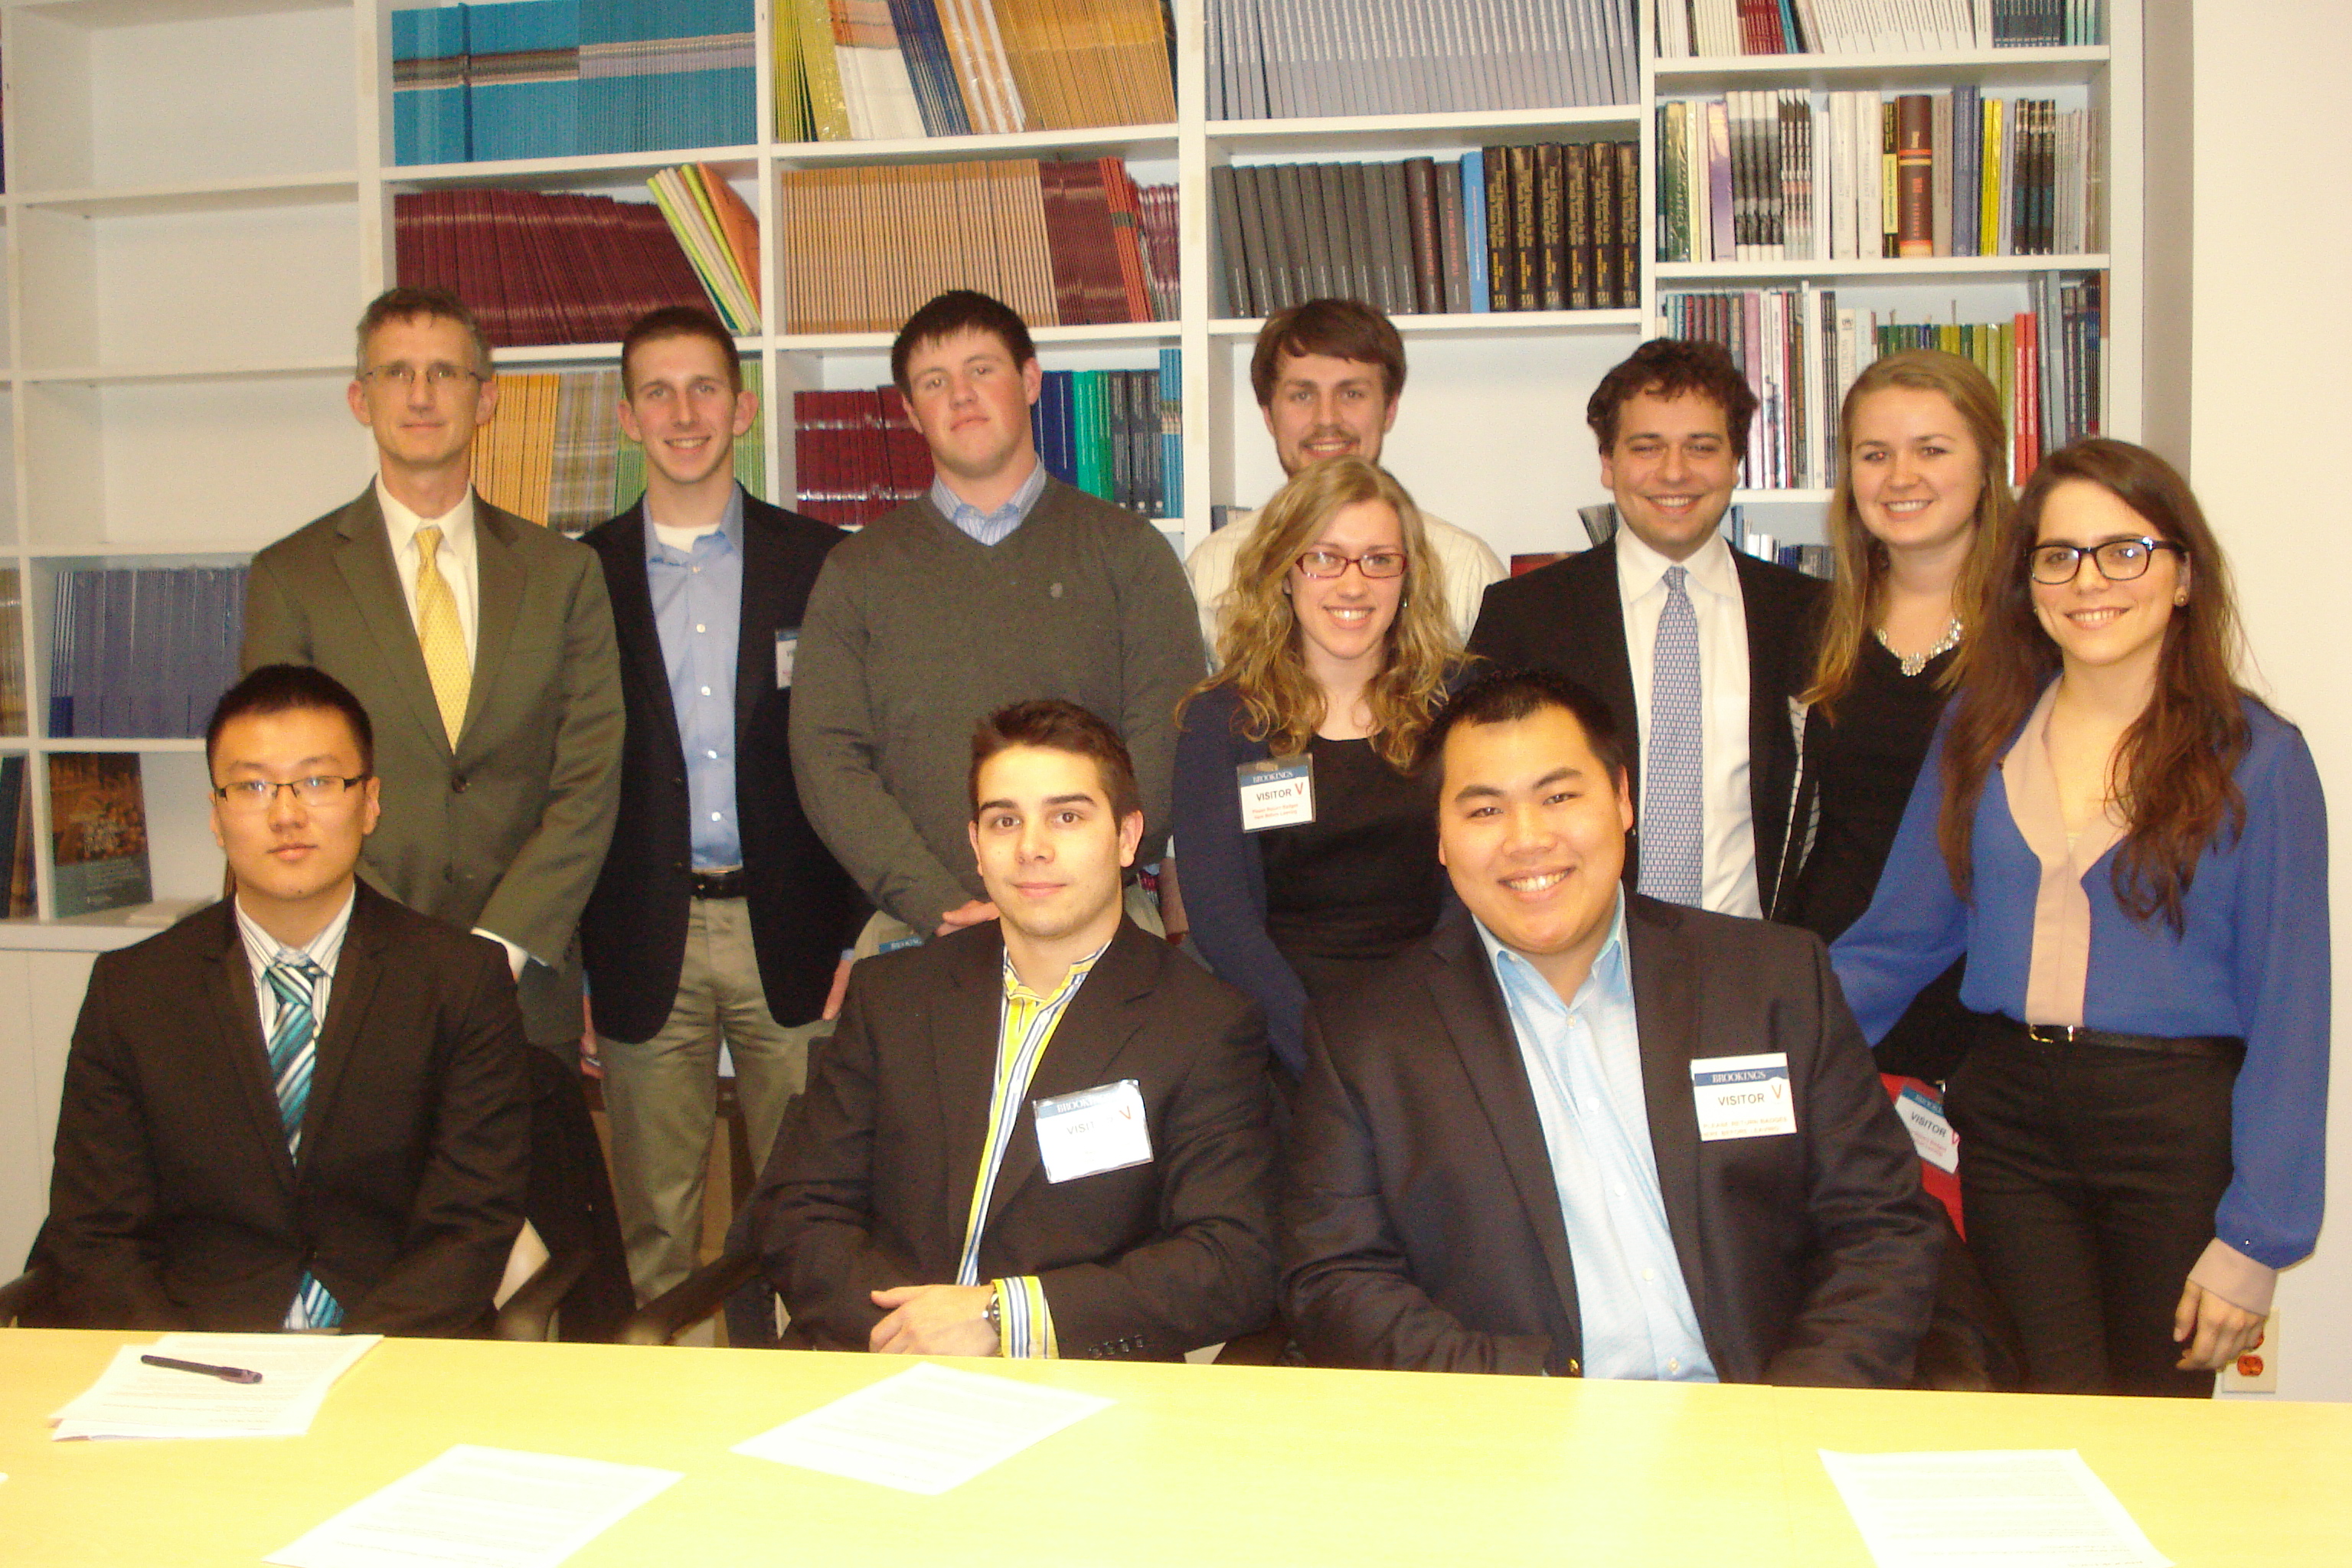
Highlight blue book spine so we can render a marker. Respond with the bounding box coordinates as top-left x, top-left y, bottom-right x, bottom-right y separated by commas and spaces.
471, 0, 581, 162
1158, 346, 1182, 521
1462, 150, 1490, 314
